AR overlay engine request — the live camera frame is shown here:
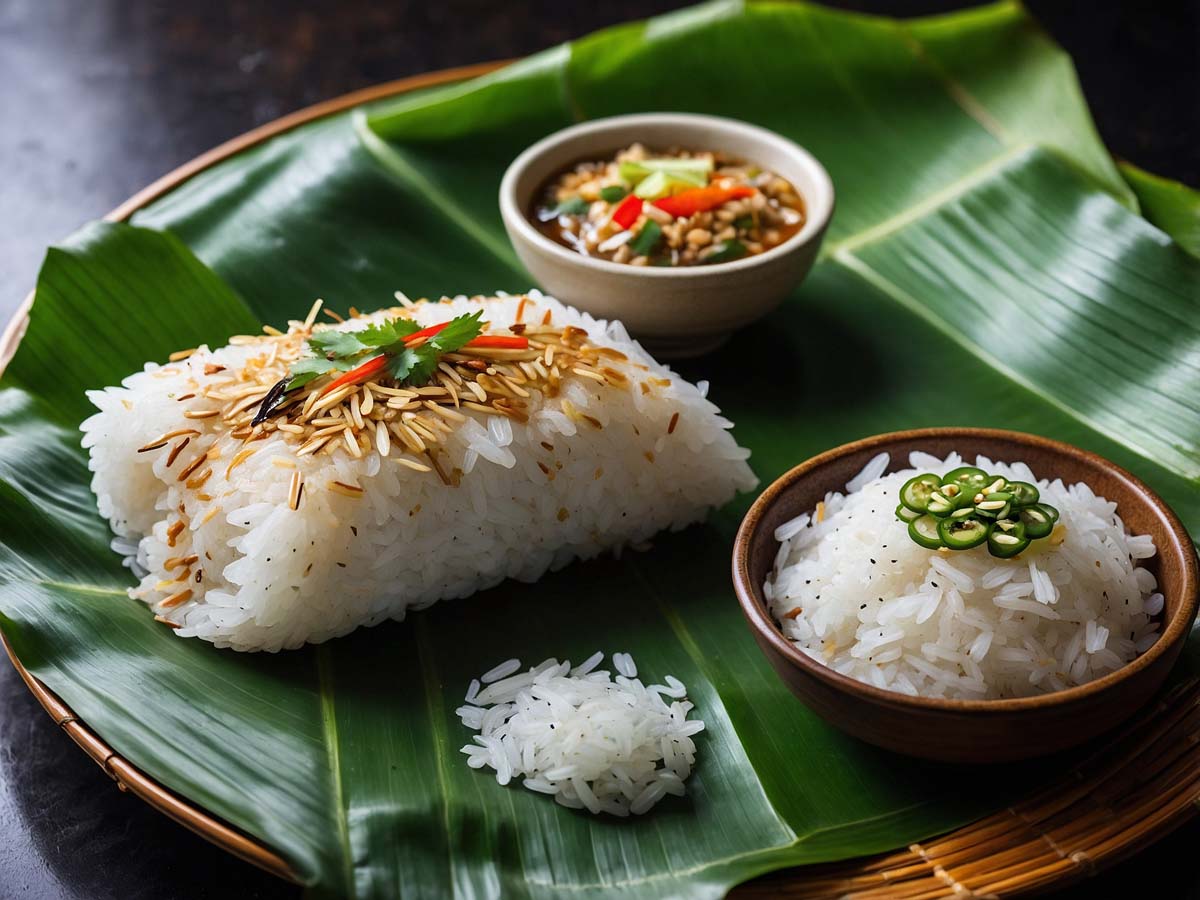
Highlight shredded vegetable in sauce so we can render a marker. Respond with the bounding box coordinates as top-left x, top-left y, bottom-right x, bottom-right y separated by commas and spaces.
531, 144, 806, 267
